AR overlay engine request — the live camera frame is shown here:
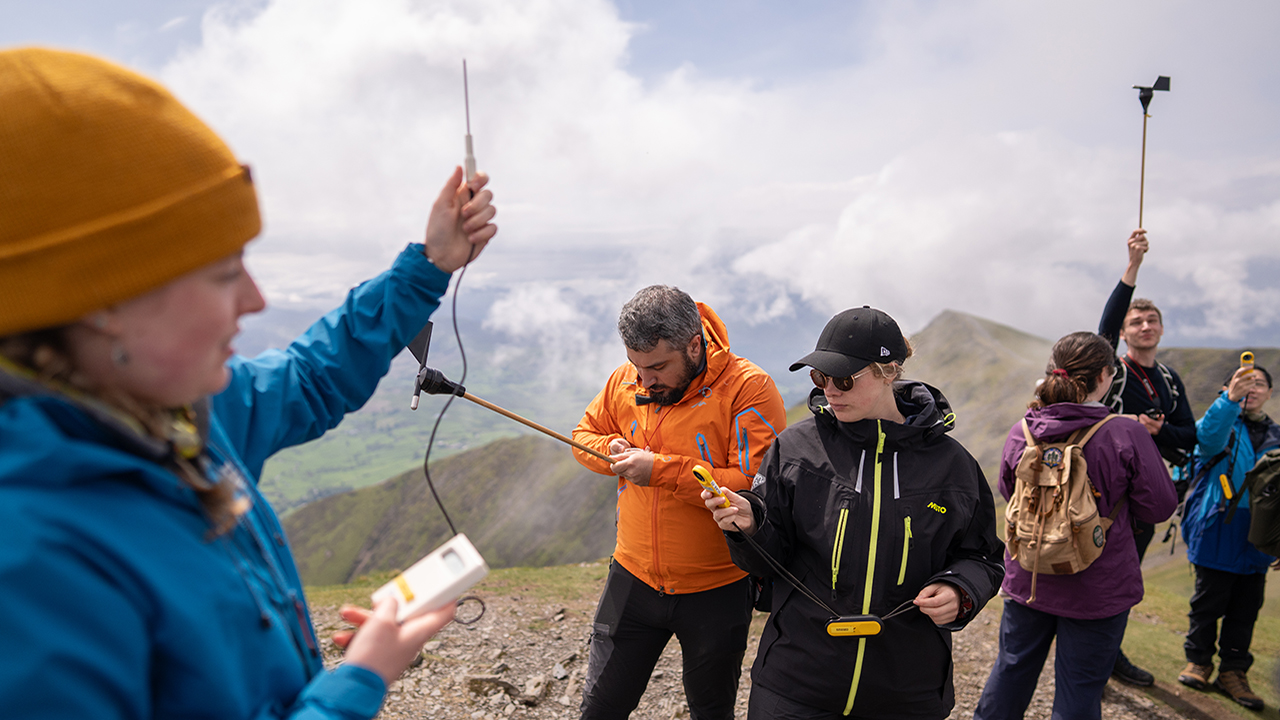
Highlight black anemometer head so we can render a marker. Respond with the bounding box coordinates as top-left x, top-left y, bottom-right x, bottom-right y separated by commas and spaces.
1133, 75, 1171, 114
